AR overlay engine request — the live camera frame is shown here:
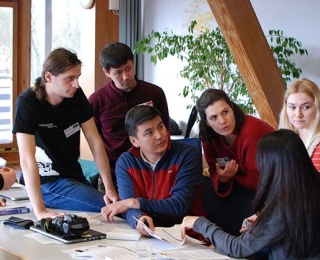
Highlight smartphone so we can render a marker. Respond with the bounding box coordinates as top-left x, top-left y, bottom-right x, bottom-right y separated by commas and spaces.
216, 157, 230, 168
